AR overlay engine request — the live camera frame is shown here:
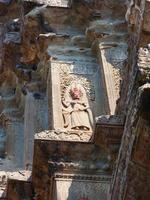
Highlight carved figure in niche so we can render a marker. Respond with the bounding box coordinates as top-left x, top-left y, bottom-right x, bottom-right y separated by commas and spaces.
62, 83, 93, 131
